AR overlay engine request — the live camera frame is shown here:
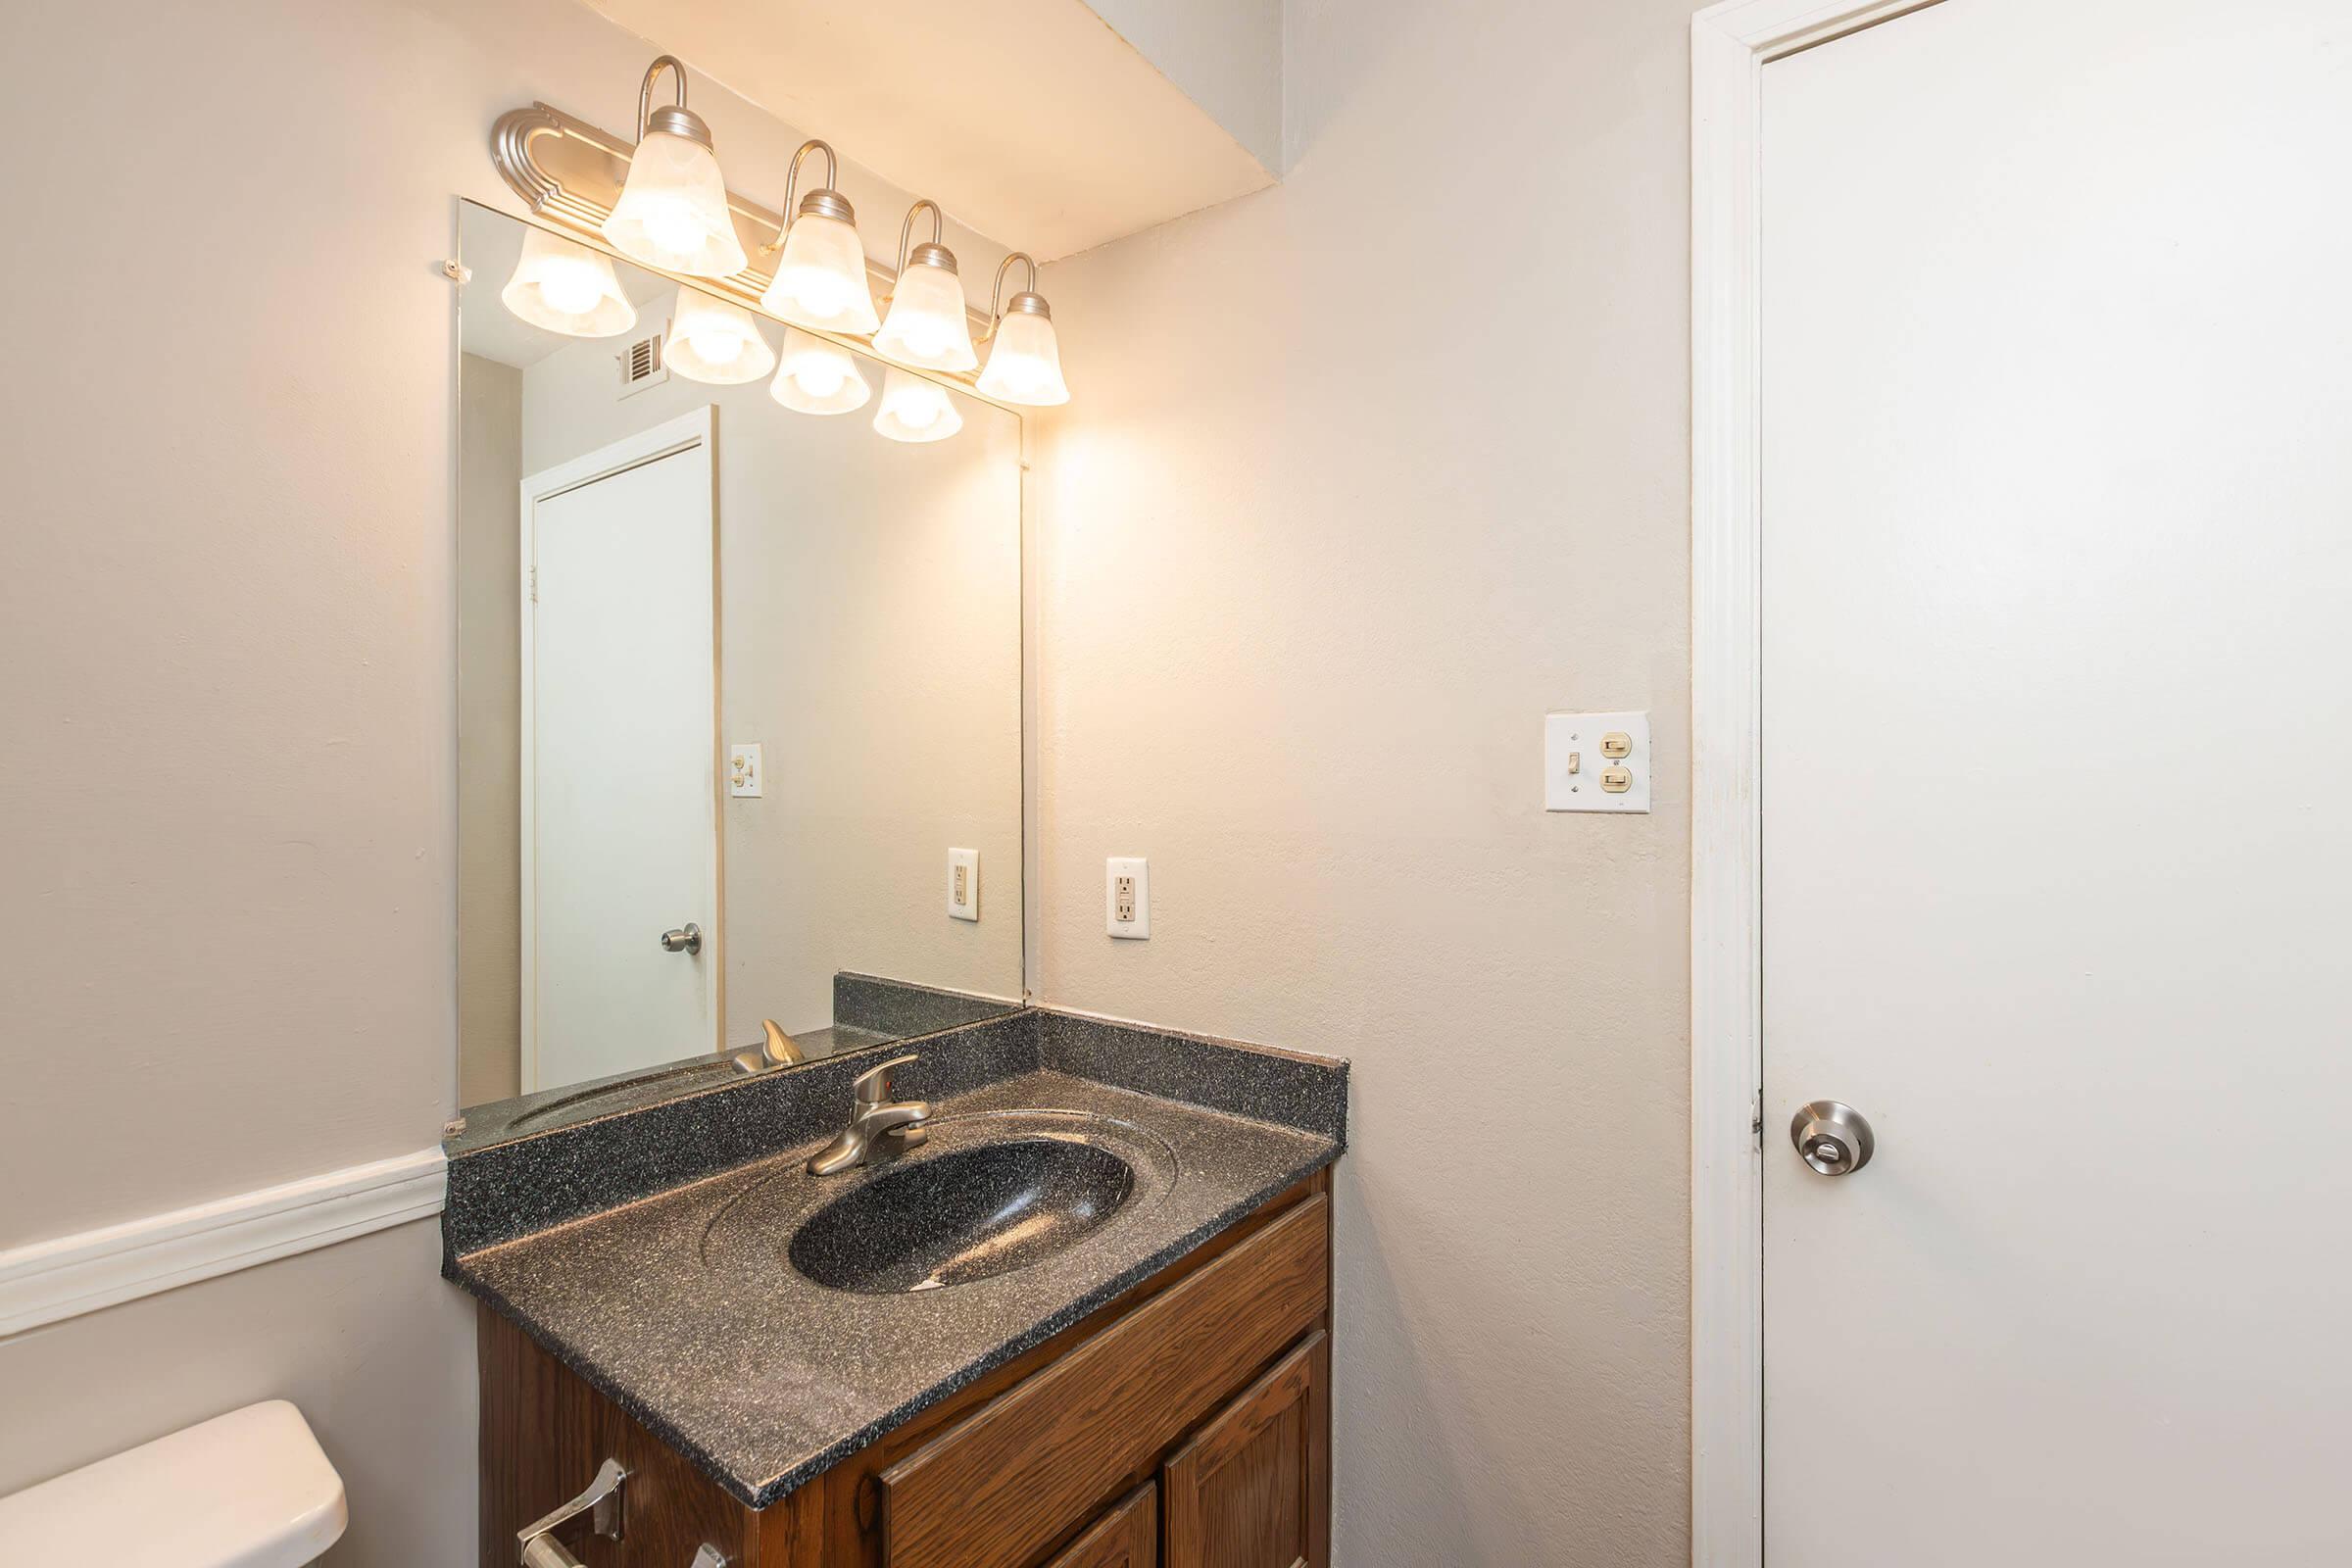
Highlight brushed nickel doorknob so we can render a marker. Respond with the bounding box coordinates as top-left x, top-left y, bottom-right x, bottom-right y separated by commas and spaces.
659, 922, 703, 956
1789, 1100, 1875, 1176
